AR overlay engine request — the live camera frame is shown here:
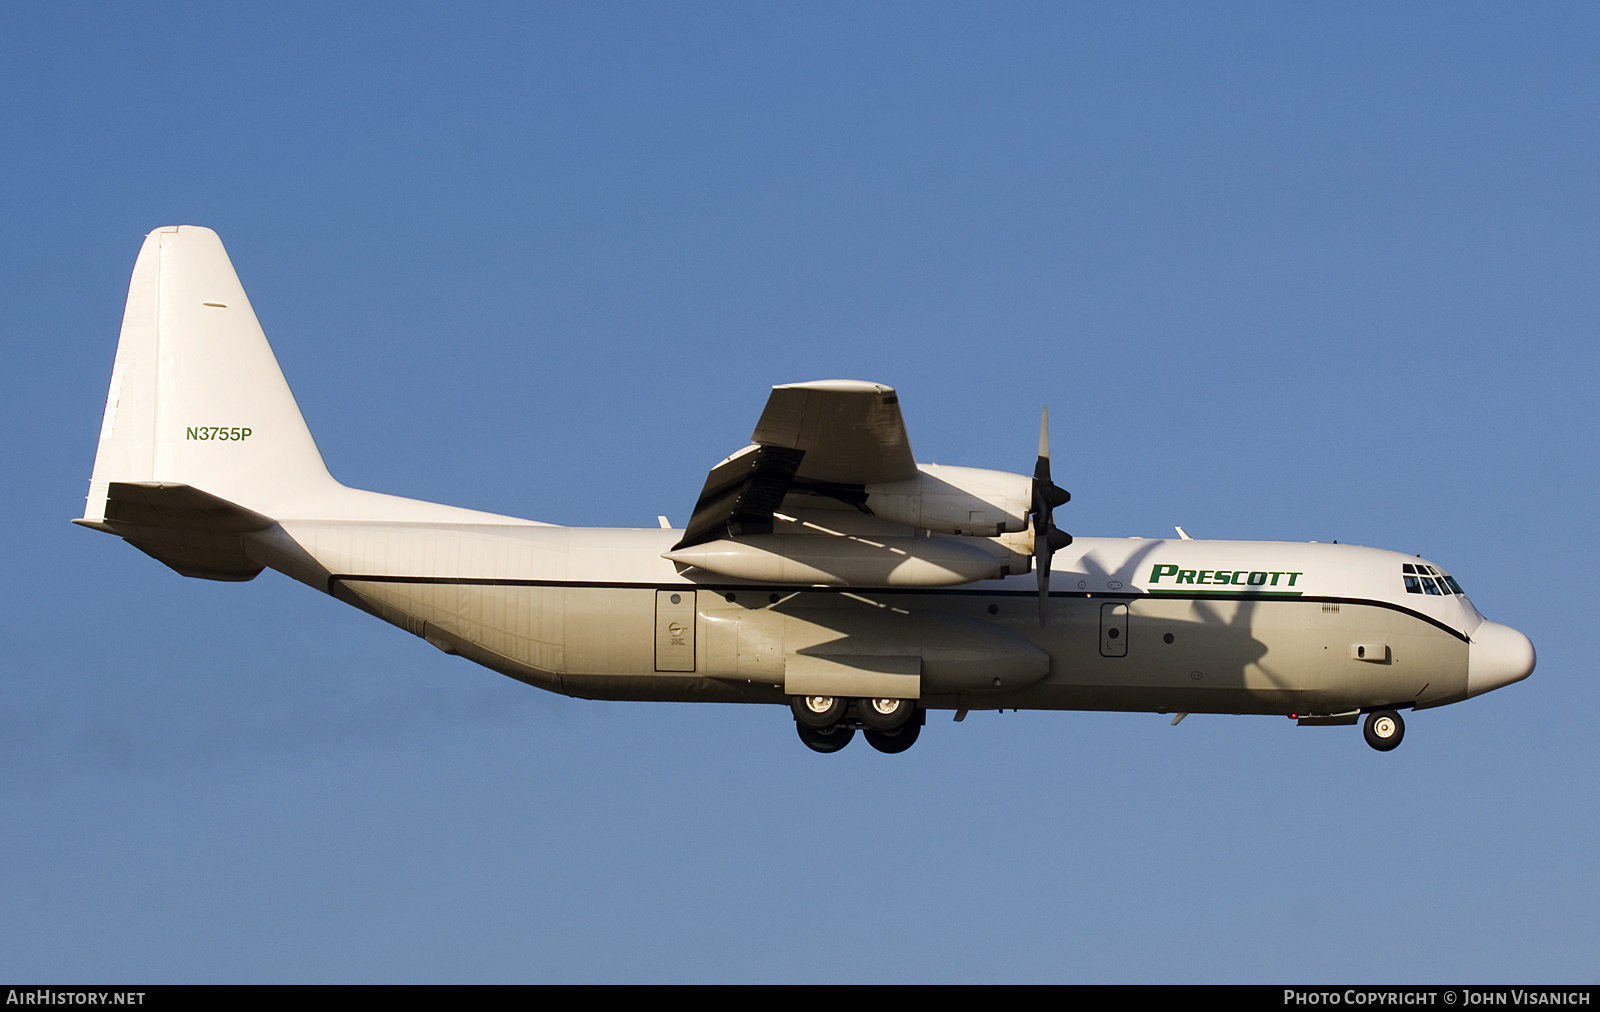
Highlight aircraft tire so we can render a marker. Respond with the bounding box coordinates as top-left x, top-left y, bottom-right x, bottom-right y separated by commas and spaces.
797, 722, 855, 754
859, 697, 914, 731
1363, 709, 1405, 751
864, 719, 921, 754
791, 695, 848, 729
